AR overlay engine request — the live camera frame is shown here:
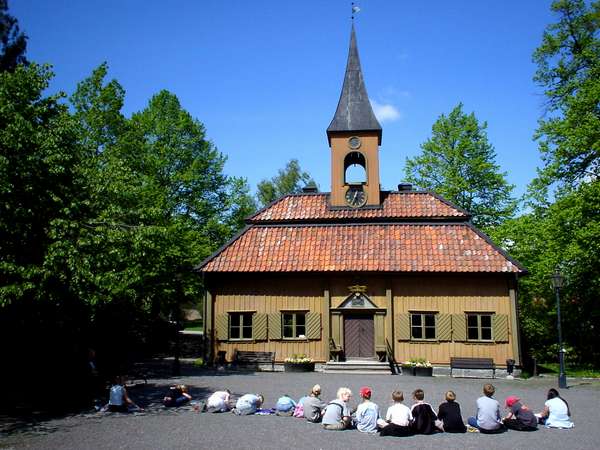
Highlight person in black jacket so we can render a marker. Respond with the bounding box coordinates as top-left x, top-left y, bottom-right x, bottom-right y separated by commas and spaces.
437, 390, 467, 433
410, 389, 441, 435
